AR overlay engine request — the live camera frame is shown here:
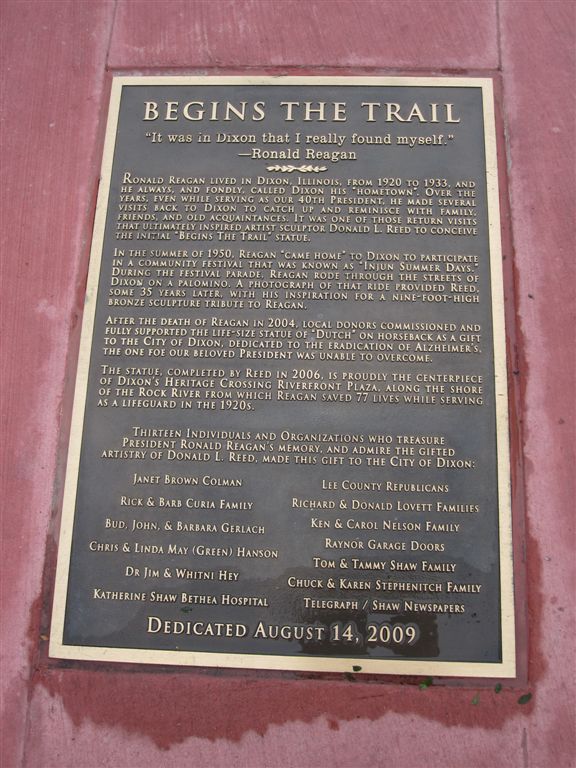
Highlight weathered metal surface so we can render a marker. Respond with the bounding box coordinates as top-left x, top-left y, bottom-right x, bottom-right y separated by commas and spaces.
50, 76, 514, 677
